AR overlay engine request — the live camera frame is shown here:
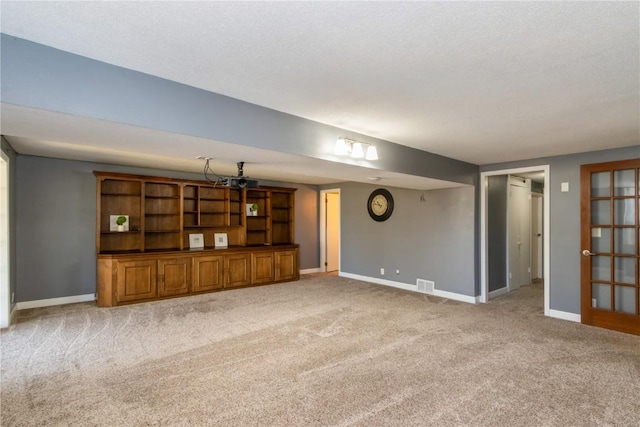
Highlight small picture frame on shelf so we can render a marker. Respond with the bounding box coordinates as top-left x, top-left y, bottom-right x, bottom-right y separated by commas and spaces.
214, 233, 228, 249
109, 215, 129, 232
246, 203, 258, 216
189, 233, 204, 249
